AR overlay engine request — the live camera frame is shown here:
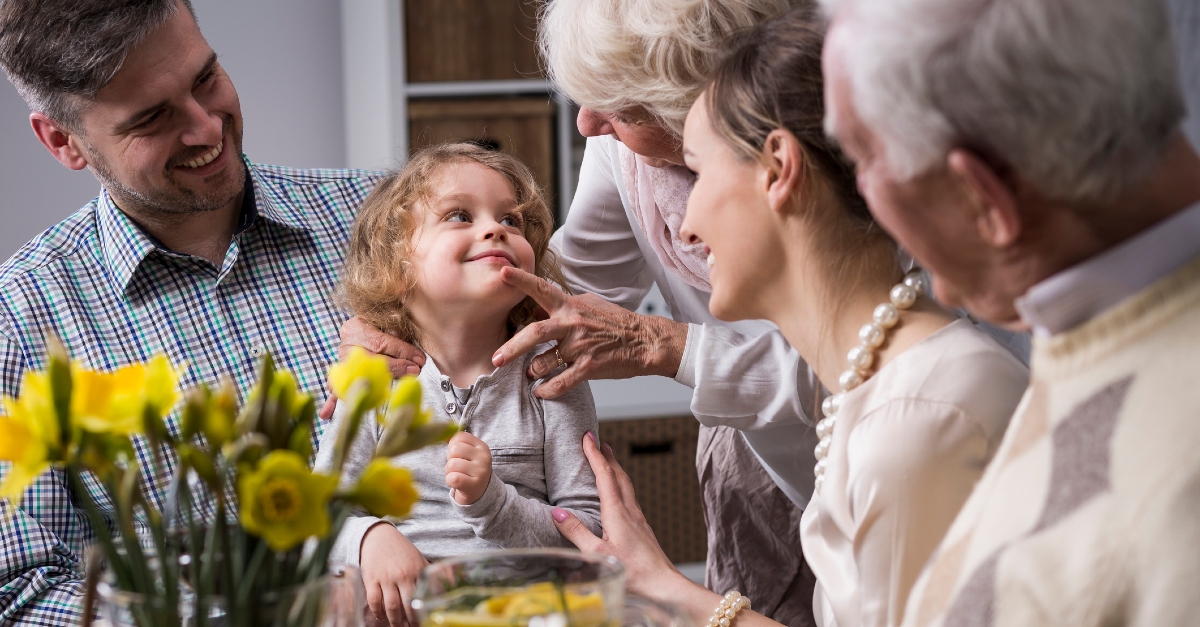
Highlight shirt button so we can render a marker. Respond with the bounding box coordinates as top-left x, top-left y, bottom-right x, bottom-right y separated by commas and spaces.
446, 402, 457, 414
441, 380, 451, 391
